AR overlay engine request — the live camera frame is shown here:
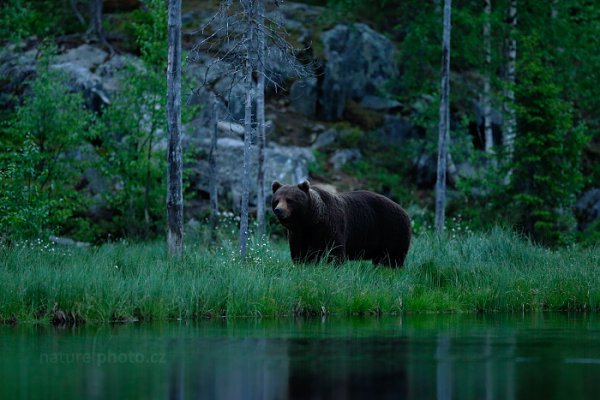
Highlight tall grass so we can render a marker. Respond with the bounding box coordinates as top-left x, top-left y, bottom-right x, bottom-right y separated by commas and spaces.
1, 228, 598, 323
